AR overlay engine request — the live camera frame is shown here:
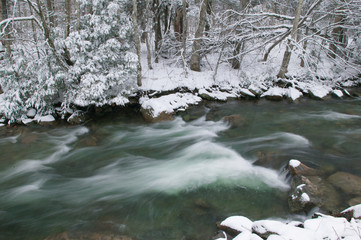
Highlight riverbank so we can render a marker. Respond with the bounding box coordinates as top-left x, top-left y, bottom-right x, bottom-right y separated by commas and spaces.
1, 78, 361, 127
